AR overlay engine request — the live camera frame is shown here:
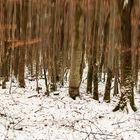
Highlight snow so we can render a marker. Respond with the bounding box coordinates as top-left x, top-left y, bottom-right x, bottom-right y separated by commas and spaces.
0, 70, 140, 140
123, 0, 129, 9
